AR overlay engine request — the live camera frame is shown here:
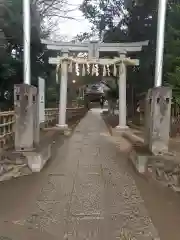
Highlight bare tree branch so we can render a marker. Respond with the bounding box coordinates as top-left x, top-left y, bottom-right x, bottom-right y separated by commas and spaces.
31, 0, 80, 38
